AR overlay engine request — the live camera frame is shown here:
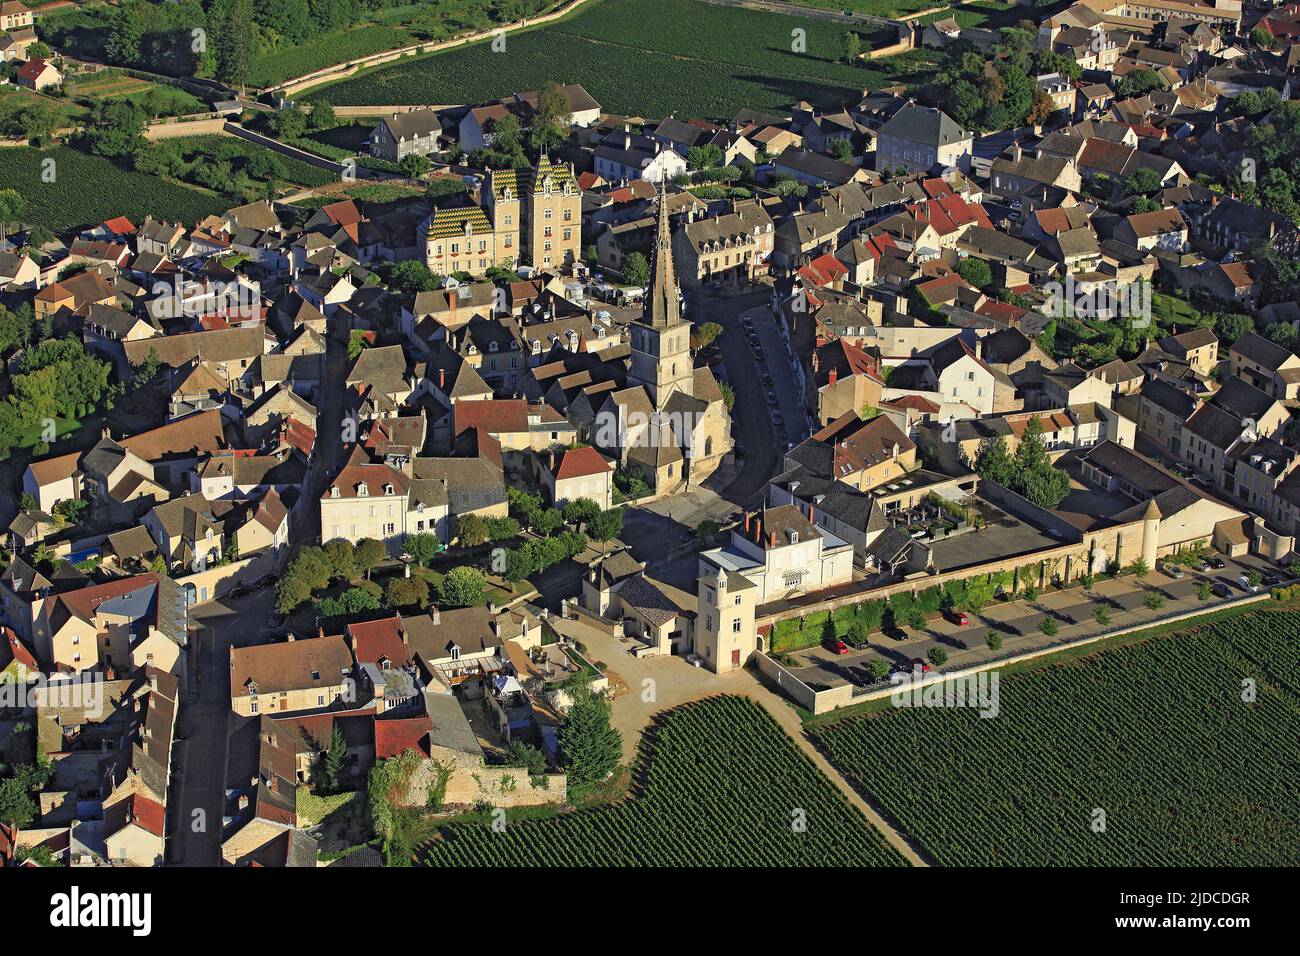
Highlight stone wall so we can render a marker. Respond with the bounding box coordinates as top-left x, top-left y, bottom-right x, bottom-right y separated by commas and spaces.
404, 746, 567, 808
